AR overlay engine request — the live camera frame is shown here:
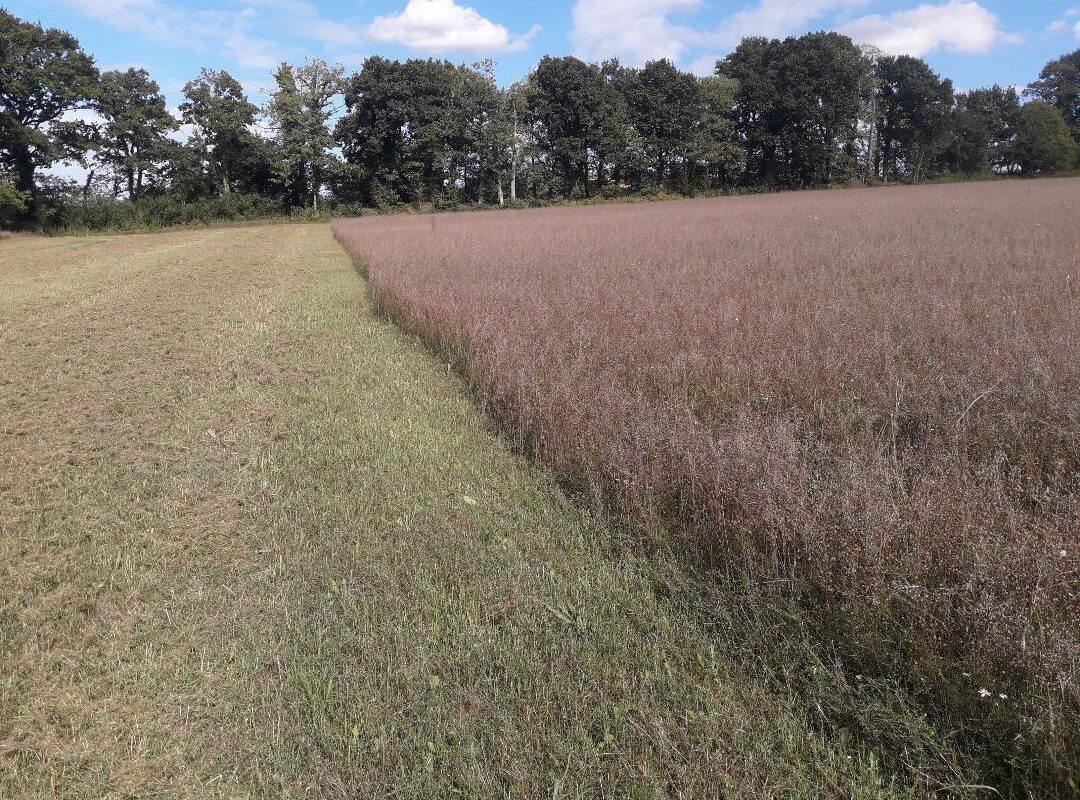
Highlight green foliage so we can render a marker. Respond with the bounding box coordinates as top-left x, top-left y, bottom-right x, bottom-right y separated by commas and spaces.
0, 9, 98, 222
1014, 100, 1077, 175
1027, 48, 1080, 138
179, 68, 261, 197
4, 8, 1079, 232
0, 174, 28, 226
872, 55, 954, 183
719, 32, 868, 187
37, 176, 285, 232
267, 58, 344, 210
335, 57, 507, 207
956, 85, 1022, 172
93, 68, 179, 200
528, 55, 624, 197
